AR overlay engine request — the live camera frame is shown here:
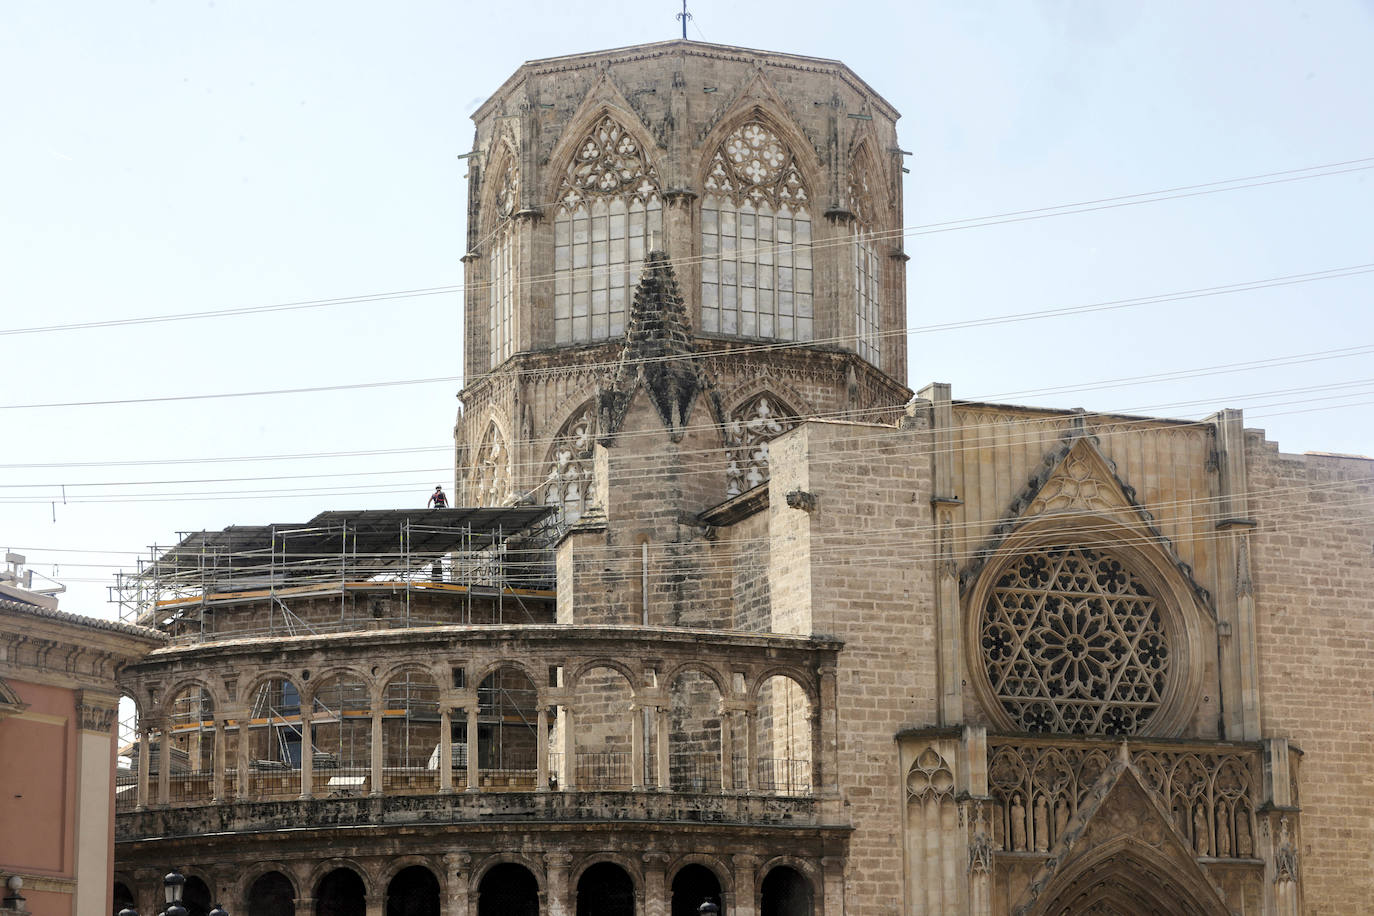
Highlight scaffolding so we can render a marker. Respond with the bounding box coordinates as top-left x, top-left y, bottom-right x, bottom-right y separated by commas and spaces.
111, 506, 559, 642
